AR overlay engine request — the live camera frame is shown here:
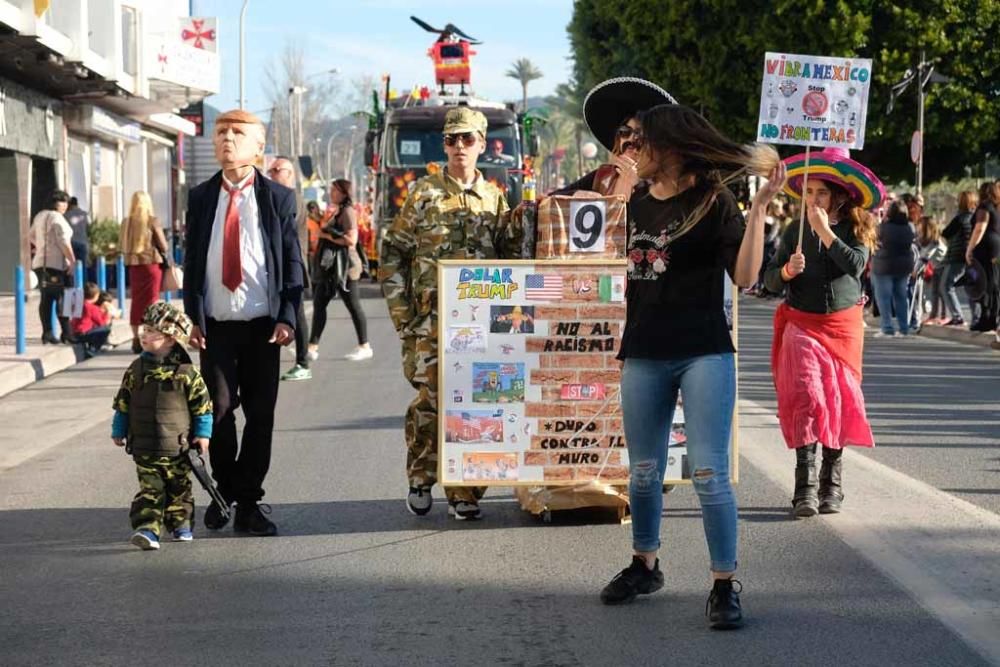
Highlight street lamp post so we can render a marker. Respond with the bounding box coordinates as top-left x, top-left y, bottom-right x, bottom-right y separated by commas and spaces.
326, 125, 358, 181
239, 0, 250, 109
